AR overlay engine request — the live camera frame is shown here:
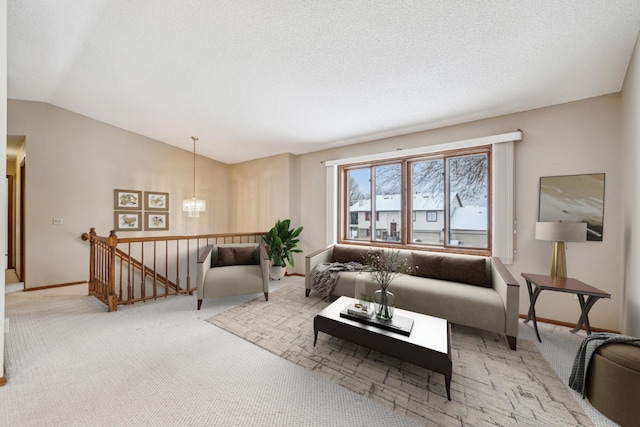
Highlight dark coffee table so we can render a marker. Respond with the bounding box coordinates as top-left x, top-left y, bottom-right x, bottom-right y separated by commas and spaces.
313, 296, 452, 400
